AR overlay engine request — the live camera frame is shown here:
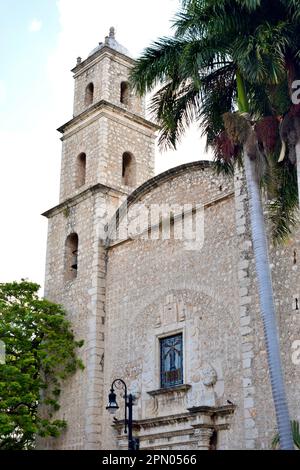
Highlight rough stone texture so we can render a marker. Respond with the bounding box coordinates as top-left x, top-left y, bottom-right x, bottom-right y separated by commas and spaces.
42, 38, 156, 449
59, 112, 155, 202
42, 34, 300, 450
72, 48, 145, 118
233, 168, 300, 450
43, 190, 108, 449
103, 168, 244, 450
